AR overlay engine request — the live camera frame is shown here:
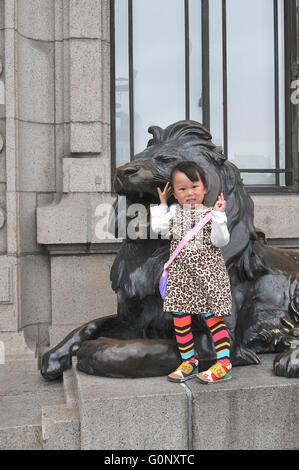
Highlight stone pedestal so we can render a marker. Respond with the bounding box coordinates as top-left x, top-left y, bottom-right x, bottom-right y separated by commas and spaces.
42, 354, 298, 450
